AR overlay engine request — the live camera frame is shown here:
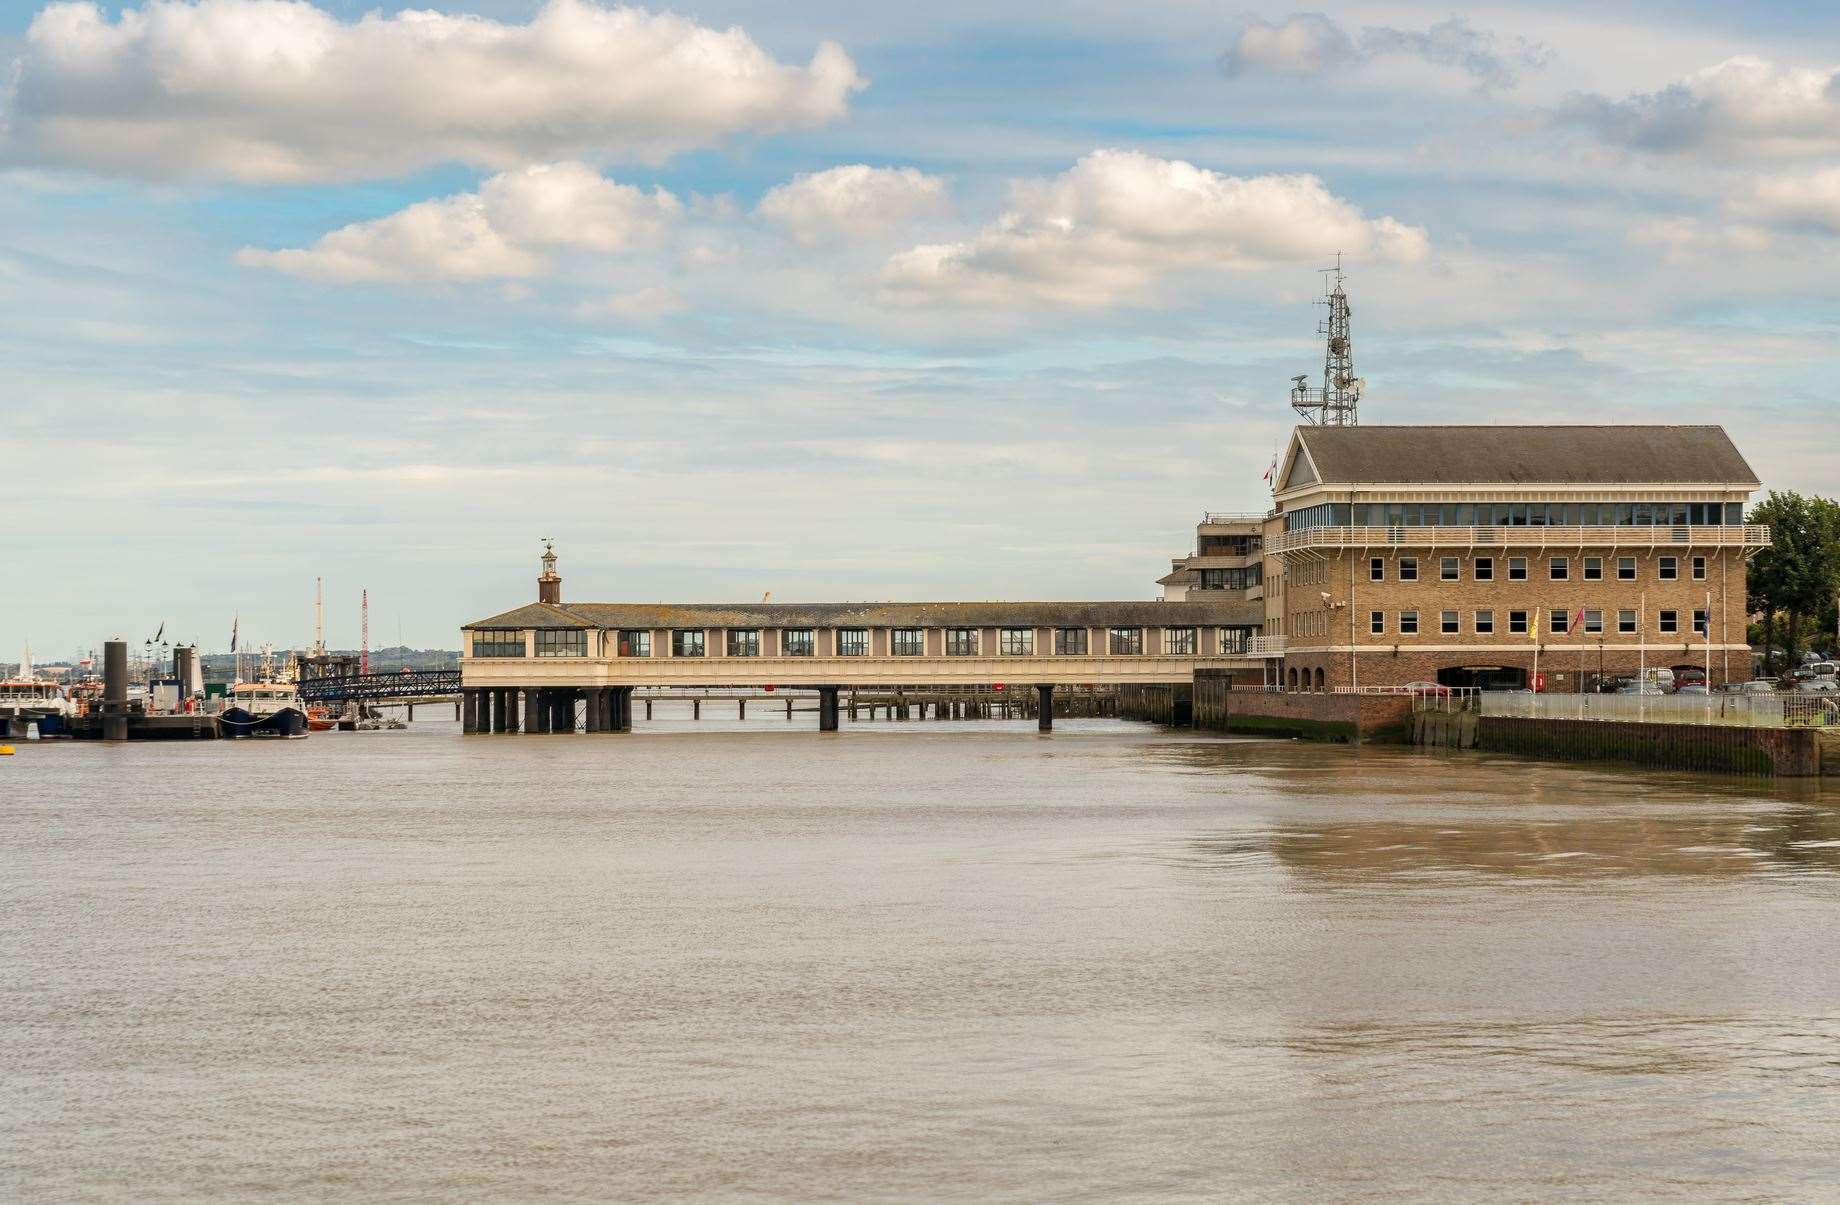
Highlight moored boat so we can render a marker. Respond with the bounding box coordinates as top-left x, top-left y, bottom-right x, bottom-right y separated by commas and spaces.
221, 682, 309, 738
